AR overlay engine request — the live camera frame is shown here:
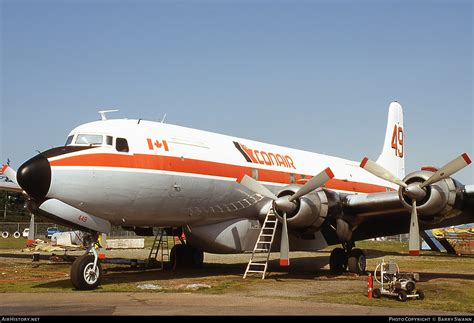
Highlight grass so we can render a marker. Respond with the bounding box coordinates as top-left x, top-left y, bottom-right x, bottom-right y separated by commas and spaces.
0, 237, 30, 249
303, 278, 474, 313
